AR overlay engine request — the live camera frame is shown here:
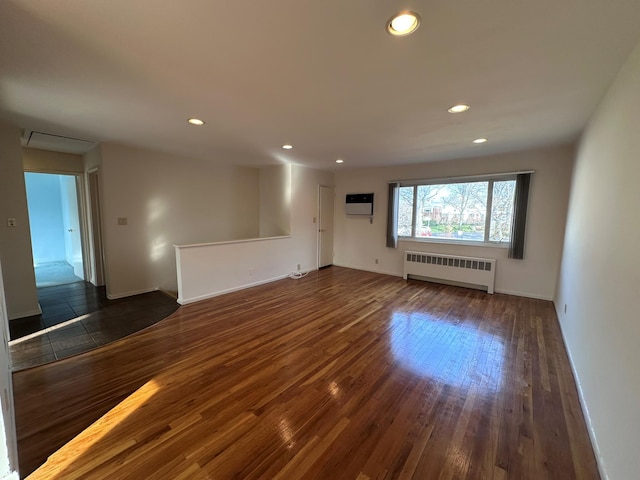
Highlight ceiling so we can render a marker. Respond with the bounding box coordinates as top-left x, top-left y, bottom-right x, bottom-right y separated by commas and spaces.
1, 1, 639, 170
